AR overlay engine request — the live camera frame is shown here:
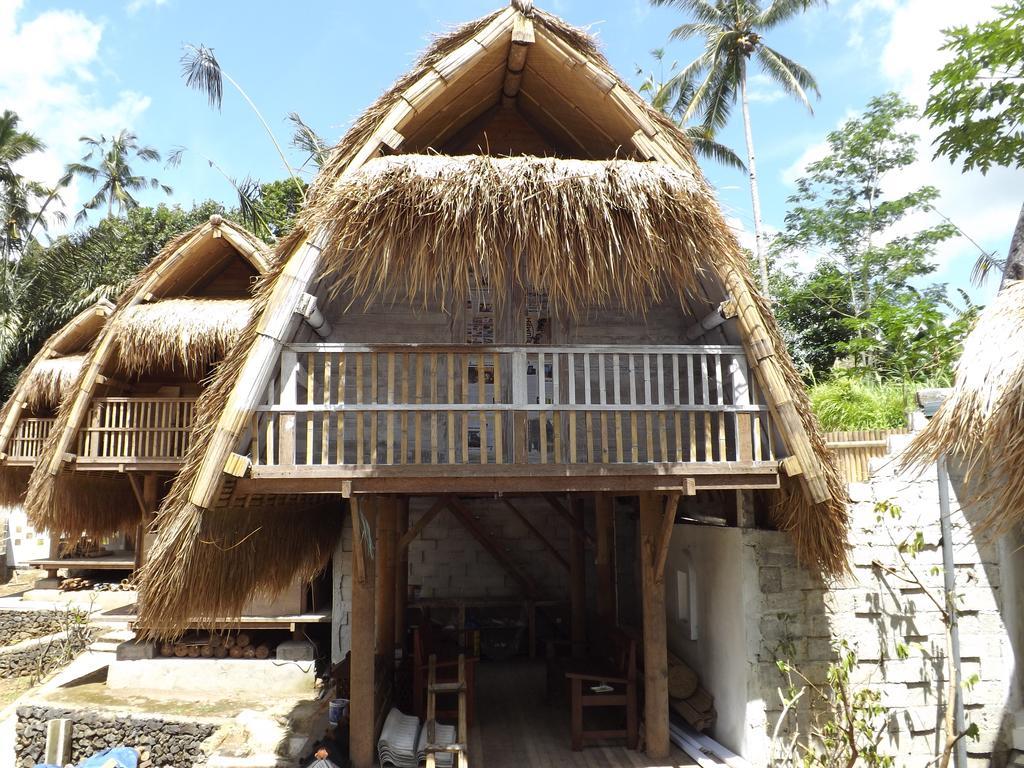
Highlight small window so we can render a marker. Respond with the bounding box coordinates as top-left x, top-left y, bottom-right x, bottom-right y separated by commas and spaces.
676, 563, 698, 641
